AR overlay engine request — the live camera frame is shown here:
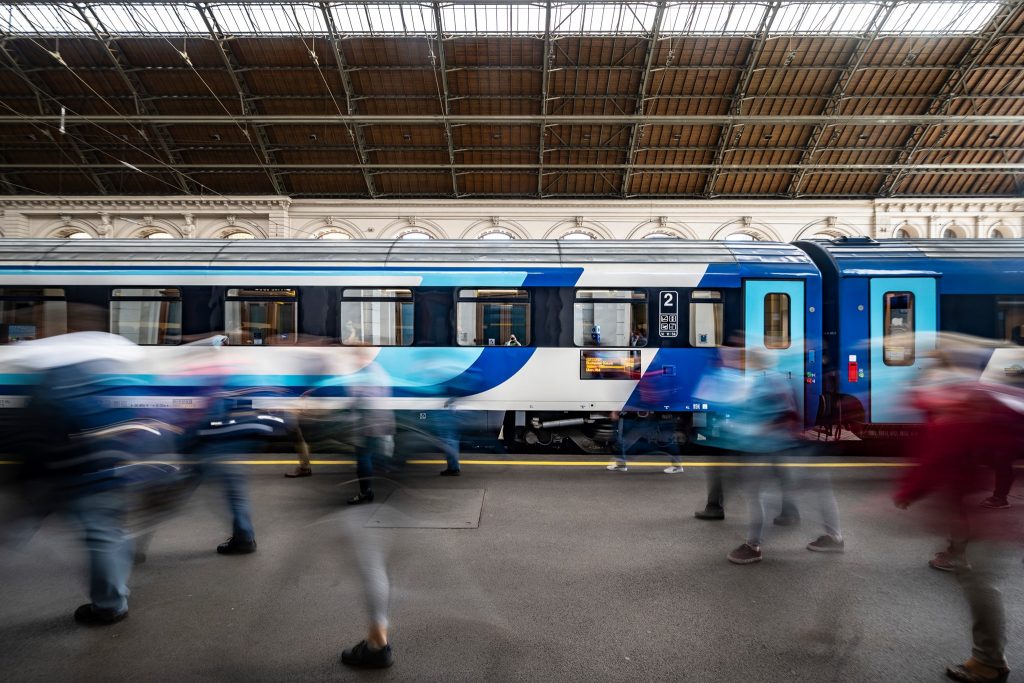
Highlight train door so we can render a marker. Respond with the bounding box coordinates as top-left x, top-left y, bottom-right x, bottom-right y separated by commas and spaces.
868, 277, 937, 423
744, 280, 805, 417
